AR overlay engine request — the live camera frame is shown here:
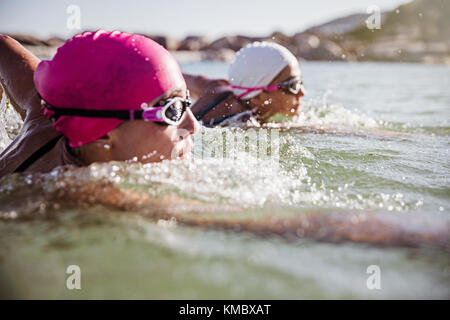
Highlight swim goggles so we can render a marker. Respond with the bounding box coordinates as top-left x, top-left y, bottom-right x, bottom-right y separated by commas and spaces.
231, 78, 303, 99
40, 91, 192, 126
